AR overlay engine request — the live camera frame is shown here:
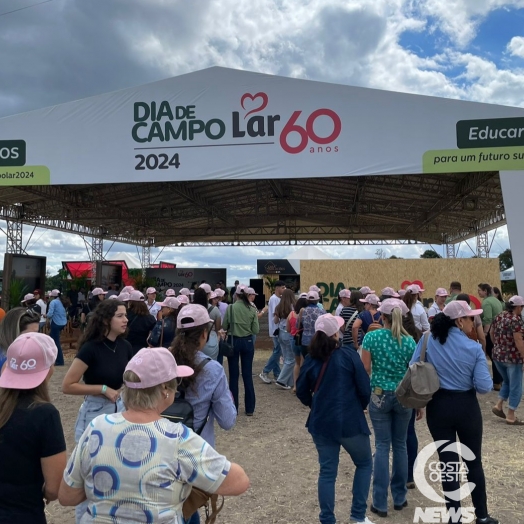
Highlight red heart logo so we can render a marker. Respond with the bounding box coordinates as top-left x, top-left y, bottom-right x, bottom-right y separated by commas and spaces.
469, 295, 482, 309
241, 92, 268, 119
400, 280, 425, 290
